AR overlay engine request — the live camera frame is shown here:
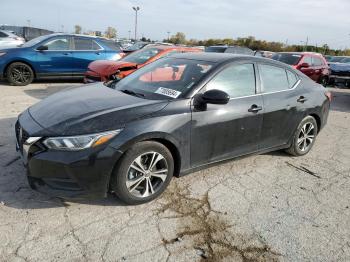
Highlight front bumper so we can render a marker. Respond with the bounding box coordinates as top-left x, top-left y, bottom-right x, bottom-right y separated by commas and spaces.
84, 70, 107, 83
15, 121, 123, 200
